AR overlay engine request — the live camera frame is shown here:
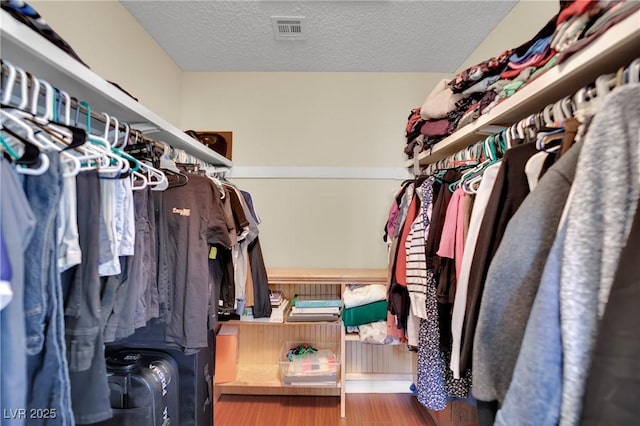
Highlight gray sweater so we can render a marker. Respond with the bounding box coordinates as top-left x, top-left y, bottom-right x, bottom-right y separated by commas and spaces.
559, 84, 640, 426
472, 138, 583, 404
